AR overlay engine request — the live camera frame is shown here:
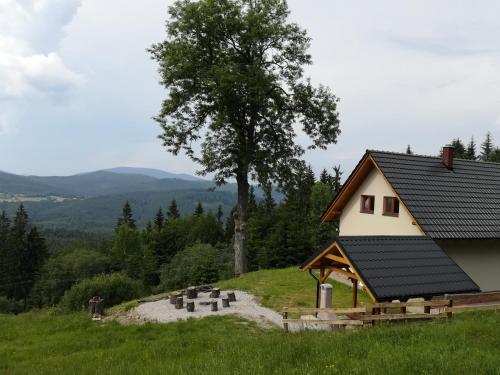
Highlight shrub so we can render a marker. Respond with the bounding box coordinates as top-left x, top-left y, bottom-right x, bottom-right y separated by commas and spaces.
59, 273, 144, 312
0, 296, 24, 314
30, 248, 110, 307
158, 243, 220, 291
